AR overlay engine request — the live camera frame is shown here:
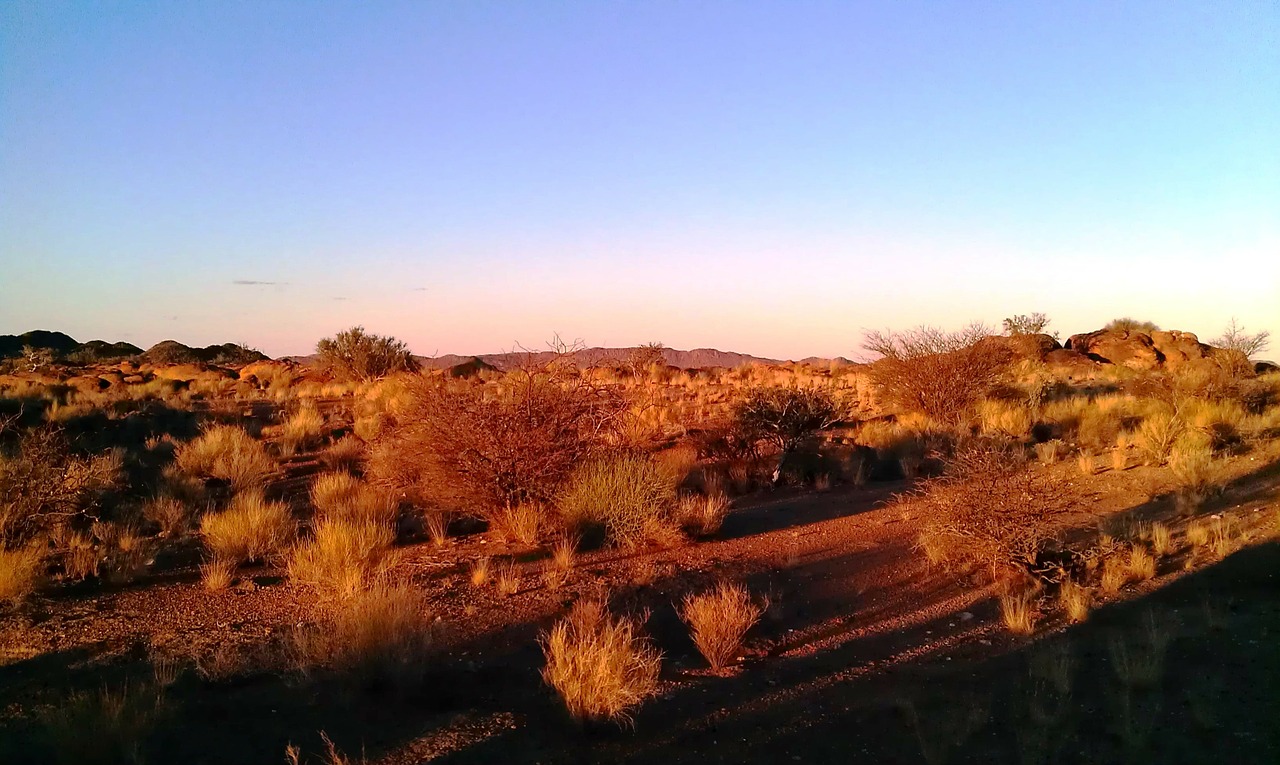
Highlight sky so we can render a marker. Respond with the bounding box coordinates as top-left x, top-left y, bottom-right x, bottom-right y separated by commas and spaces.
1, 1, 1277, 360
